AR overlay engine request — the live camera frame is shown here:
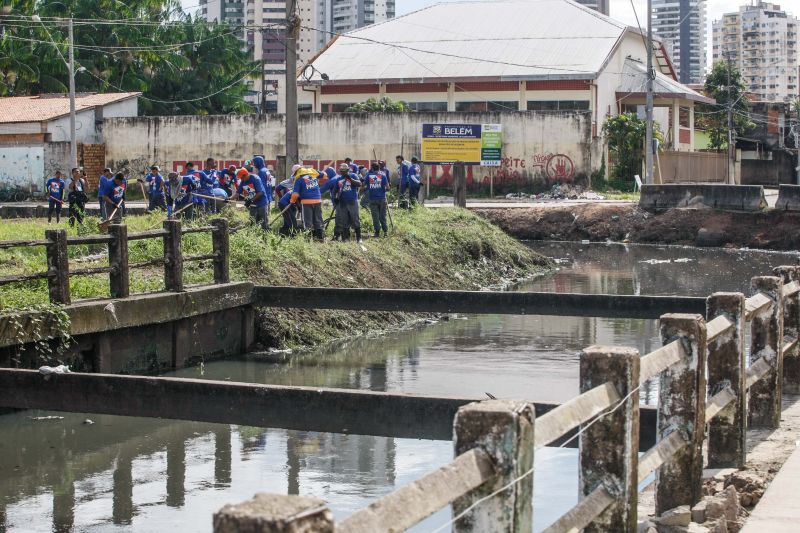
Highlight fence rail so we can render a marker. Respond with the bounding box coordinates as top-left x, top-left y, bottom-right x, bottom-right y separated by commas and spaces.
214, 265, 800, 532
0, 218, 232, 303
